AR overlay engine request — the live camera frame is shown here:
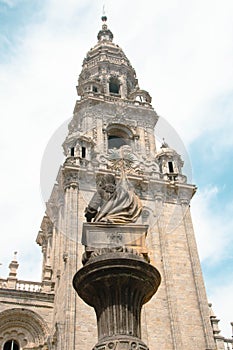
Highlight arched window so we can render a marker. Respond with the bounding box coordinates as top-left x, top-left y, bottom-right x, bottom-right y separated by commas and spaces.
108, 135, 128, 149
107, 126, 132, 150
109, 77, 120, 95
3, 340, 19, 350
